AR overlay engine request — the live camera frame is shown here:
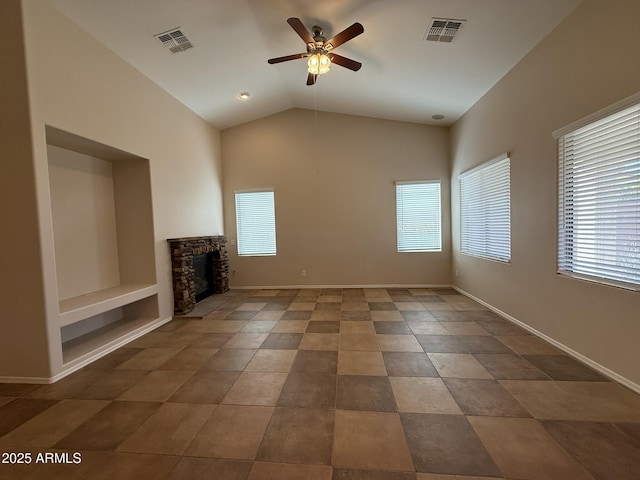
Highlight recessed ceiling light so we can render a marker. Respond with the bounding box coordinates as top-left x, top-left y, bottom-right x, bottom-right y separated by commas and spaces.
238, 92, 250, 100
432, 114, 445, 120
